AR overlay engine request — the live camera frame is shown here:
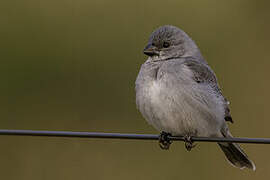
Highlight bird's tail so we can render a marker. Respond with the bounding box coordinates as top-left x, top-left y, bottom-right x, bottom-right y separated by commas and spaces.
218, 131, 256, 170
